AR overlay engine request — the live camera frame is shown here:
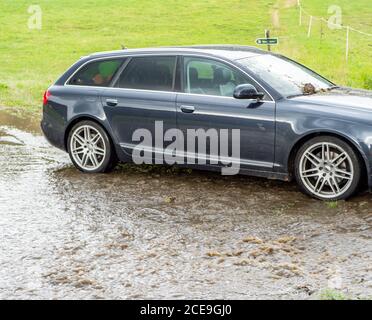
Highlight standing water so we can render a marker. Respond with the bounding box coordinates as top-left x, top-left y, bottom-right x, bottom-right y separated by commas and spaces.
0, 108, 371, 299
